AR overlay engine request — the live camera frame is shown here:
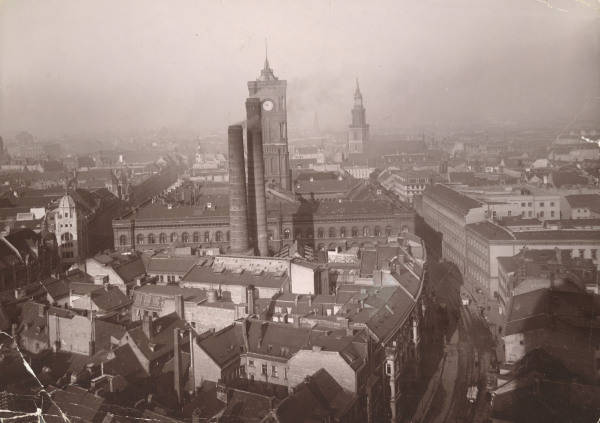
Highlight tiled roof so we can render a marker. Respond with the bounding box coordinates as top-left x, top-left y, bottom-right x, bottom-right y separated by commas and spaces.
424, 184, 483, 216
147, 255, 199, 274
513, 230, 600, 241
275, 368, 356, 423
467, 221, 514, 241
126, 312, 187, 361
565, 194, 600, 214
90, 285, 131, 311
197, 323, 245, 366
504, 289, 600, 336
182, 263, 288, 289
